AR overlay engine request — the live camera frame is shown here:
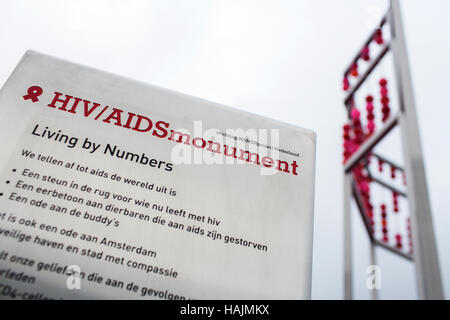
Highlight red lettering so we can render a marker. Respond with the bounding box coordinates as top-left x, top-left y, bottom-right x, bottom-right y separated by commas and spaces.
238, 150, 260, 165
103, 108, 123, 127
193, 137, 207, 148
276, 160, 290, 173
152, 121, 169, 138
43, 90, 301, 176
48, 92, 73, 111
123, 112, 136, 129
83, 101, 101, 117
207, 141, 221, 153
223, 145, 237, 158
292, 160, 299, 175
262, 156, 274, 168
132, 115, 153, 132
67, 97, 81, 114
168, 130, 191, 145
